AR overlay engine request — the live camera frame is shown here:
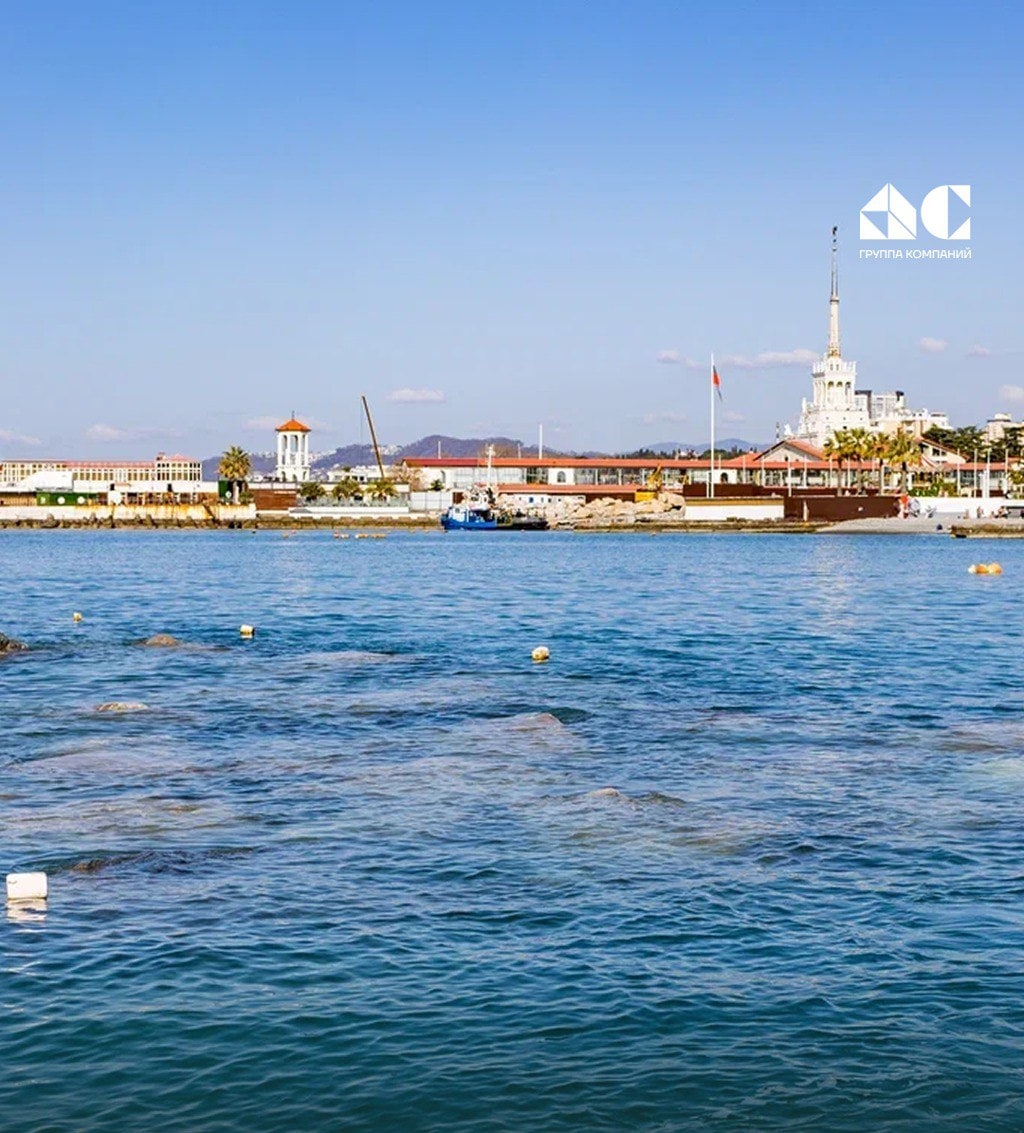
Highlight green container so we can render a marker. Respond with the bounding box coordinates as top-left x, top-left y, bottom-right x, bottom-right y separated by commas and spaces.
36, 491, 101, 507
